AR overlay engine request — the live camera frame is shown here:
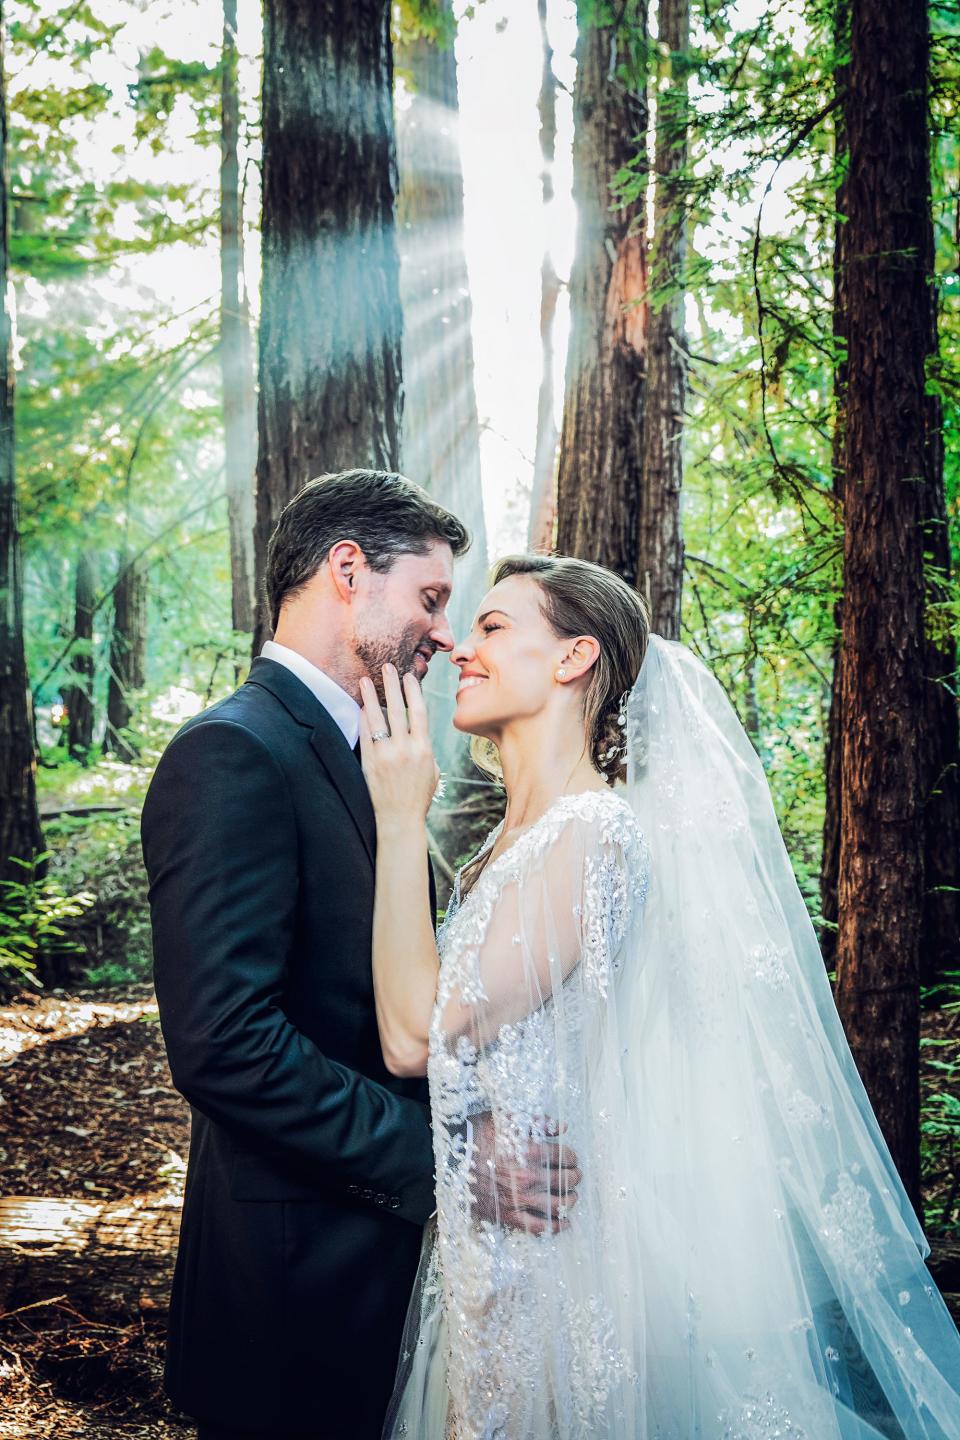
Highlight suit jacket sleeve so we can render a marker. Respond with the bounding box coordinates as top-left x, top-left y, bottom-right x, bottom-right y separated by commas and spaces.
141, 717, 435, 1226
